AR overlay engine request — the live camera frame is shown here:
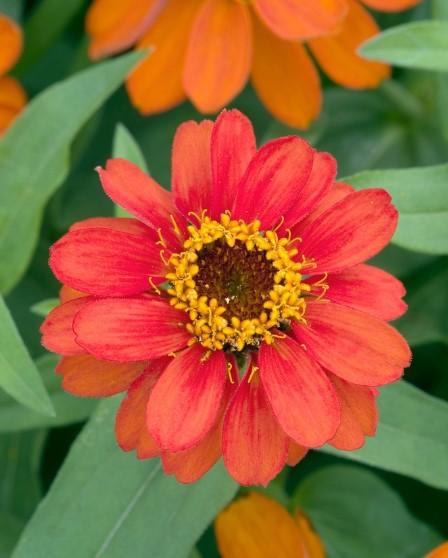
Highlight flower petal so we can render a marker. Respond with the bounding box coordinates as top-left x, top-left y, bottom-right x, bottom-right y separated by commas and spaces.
147, 344, 227, 451
328, 373, 378, 450
325, 263, 407, 321
172, 119, 214, 218
426, 542, 448, 558
293, 302, 411, 386
232, 136, 314, 229
223, 370, 288, 486
295, 511, 326, 558
0, 76, 27, 135
183, 0, 252, 113
59, 285, 86, 303
115, 358, 169, 454
86, 0, 166, 59
215, 492, 305, 557
259, 336, 340, 447
309, 0, 390, 89
299, 189, 398, 274
74, 297, 190, 361
41, 298, 91, 356
0, 15, 22, 75
287, 442, 308, 467
210, 109, 256, 218
251, 16, 321, 130
253, 0, 348, 40
360, 0, 421, 12
50, 226, 165, 297
69, 216, 156, 238
126, 0, 201, 114
57, 355, 148, 397
96, 158, 182, 248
